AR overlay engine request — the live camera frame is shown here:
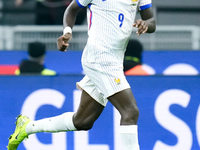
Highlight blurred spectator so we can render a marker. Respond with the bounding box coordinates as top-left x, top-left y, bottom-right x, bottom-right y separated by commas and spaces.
15, 0, 86, 25
15, 42, 56, 75
124, 39, 149, 75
